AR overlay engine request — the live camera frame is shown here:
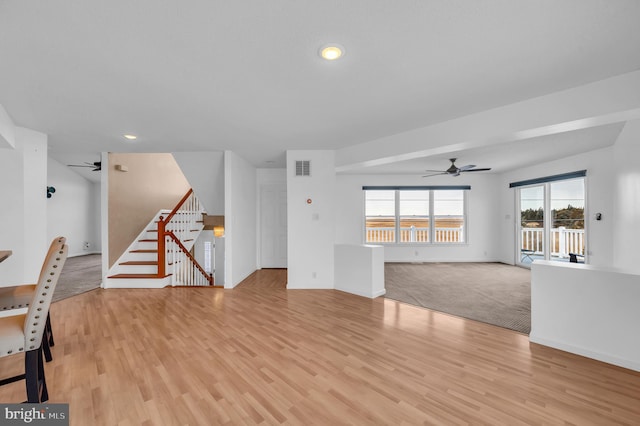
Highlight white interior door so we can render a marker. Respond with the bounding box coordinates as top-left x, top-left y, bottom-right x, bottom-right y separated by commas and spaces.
260, 184, 287, 268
